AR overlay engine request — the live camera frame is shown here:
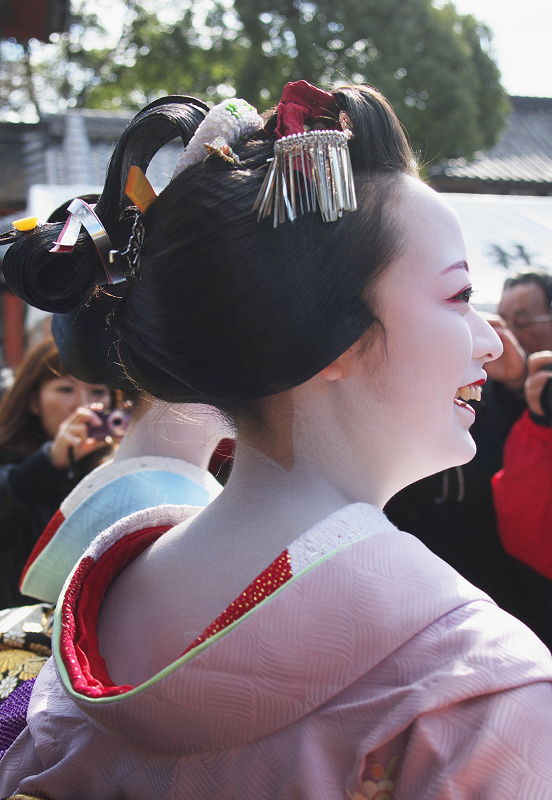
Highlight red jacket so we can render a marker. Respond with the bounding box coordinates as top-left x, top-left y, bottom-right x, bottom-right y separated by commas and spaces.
492, 410, 552, 580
